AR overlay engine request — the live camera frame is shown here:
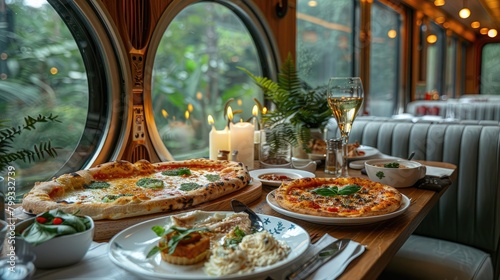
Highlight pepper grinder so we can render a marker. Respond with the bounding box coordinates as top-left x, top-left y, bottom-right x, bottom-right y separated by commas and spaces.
325, 138, 342, 176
